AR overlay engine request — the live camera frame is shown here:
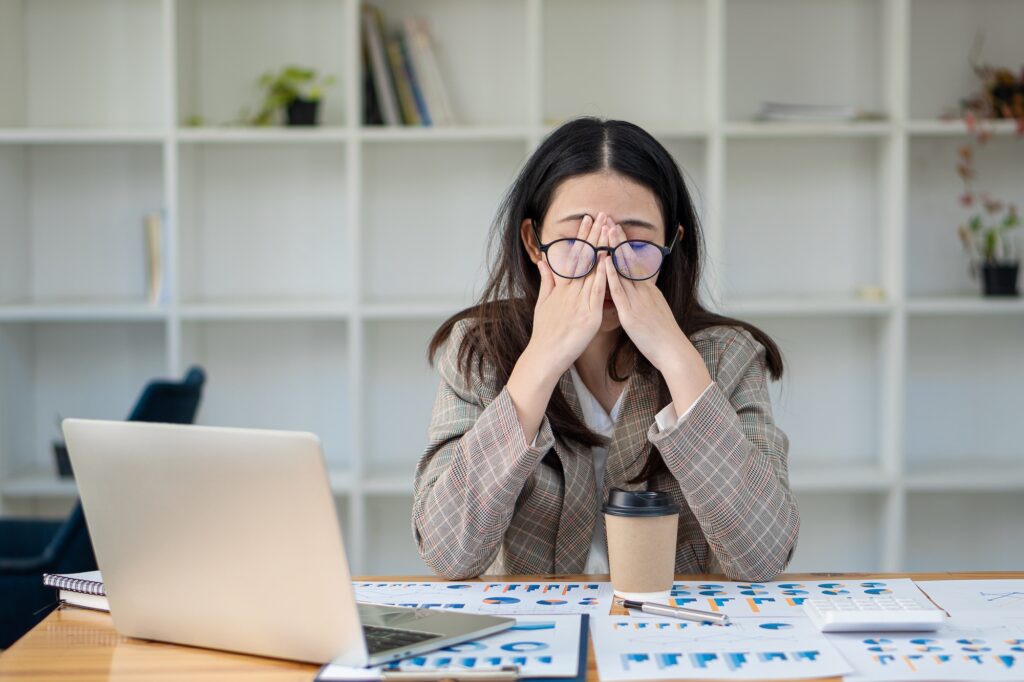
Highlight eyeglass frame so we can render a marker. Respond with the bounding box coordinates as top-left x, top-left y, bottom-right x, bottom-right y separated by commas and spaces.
530, 217, 680, 281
